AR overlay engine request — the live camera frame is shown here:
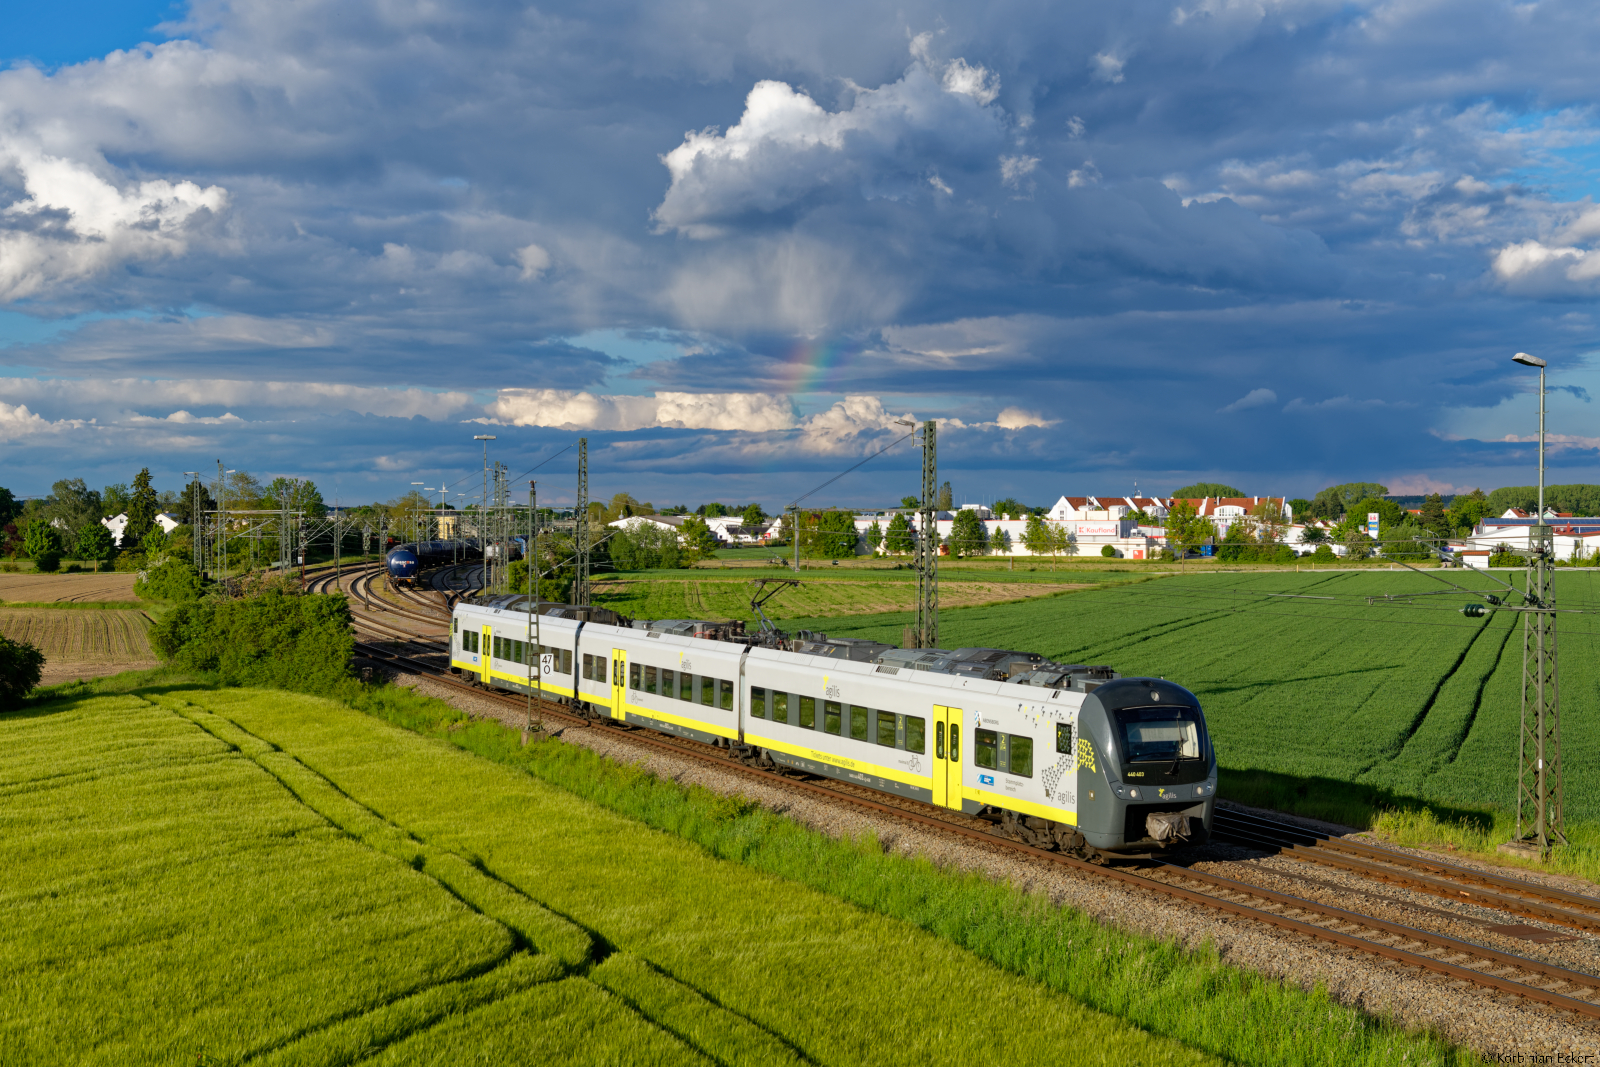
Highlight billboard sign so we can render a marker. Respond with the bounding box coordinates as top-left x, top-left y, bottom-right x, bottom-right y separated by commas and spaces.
1075, 522, 1121, 537
1367, 513, 1380, 540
